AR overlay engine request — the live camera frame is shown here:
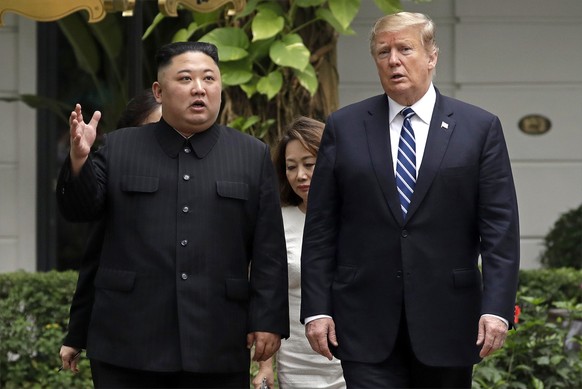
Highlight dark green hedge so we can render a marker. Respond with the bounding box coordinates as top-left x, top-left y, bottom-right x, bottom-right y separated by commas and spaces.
1, 268, 581, 388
